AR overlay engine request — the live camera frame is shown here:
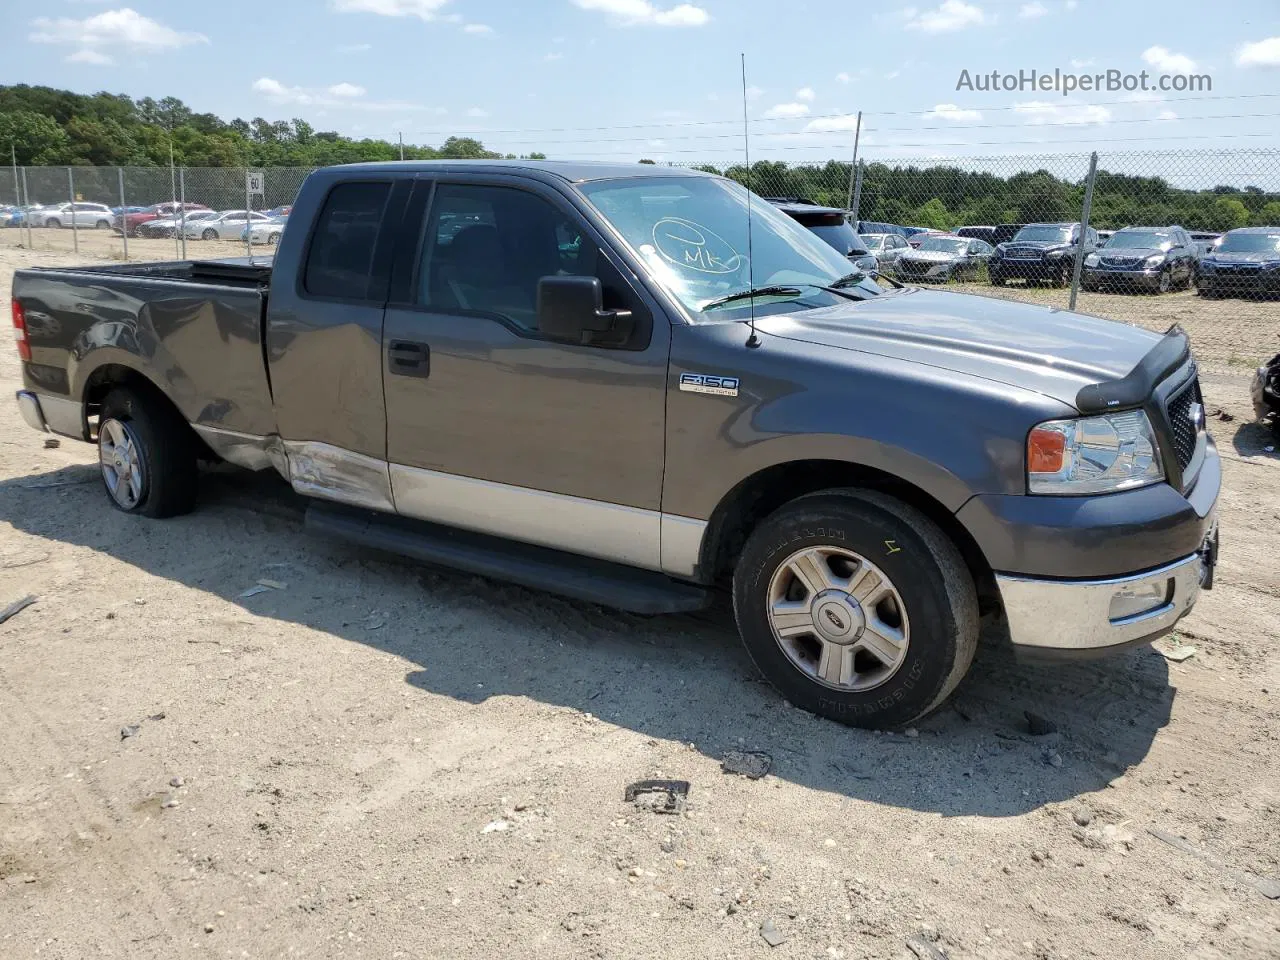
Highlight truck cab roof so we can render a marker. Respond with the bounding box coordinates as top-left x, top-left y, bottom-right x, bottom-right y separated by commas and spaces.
324, 159, 717, 184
